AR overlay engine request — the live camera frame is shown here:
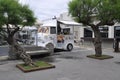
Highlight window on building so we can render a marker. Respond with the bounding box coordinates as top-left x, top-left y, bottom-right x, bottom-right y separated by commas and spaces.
84, 28, 92, 37
99, 27, 108, 38
114, 26, 120, 38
